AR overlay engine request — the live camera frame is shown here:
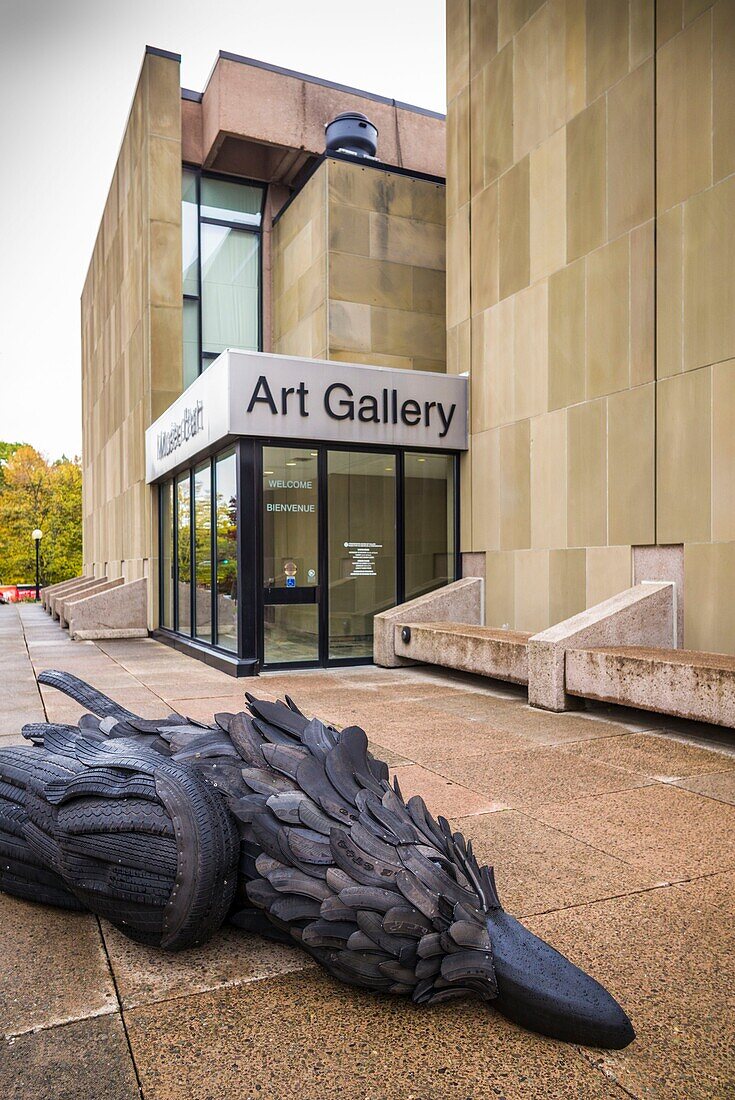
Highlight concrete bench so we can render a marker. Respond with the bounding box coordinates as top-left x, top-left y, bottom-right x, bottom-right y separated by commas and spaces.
566, 645, 735, 728
393, 621, 531, 686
